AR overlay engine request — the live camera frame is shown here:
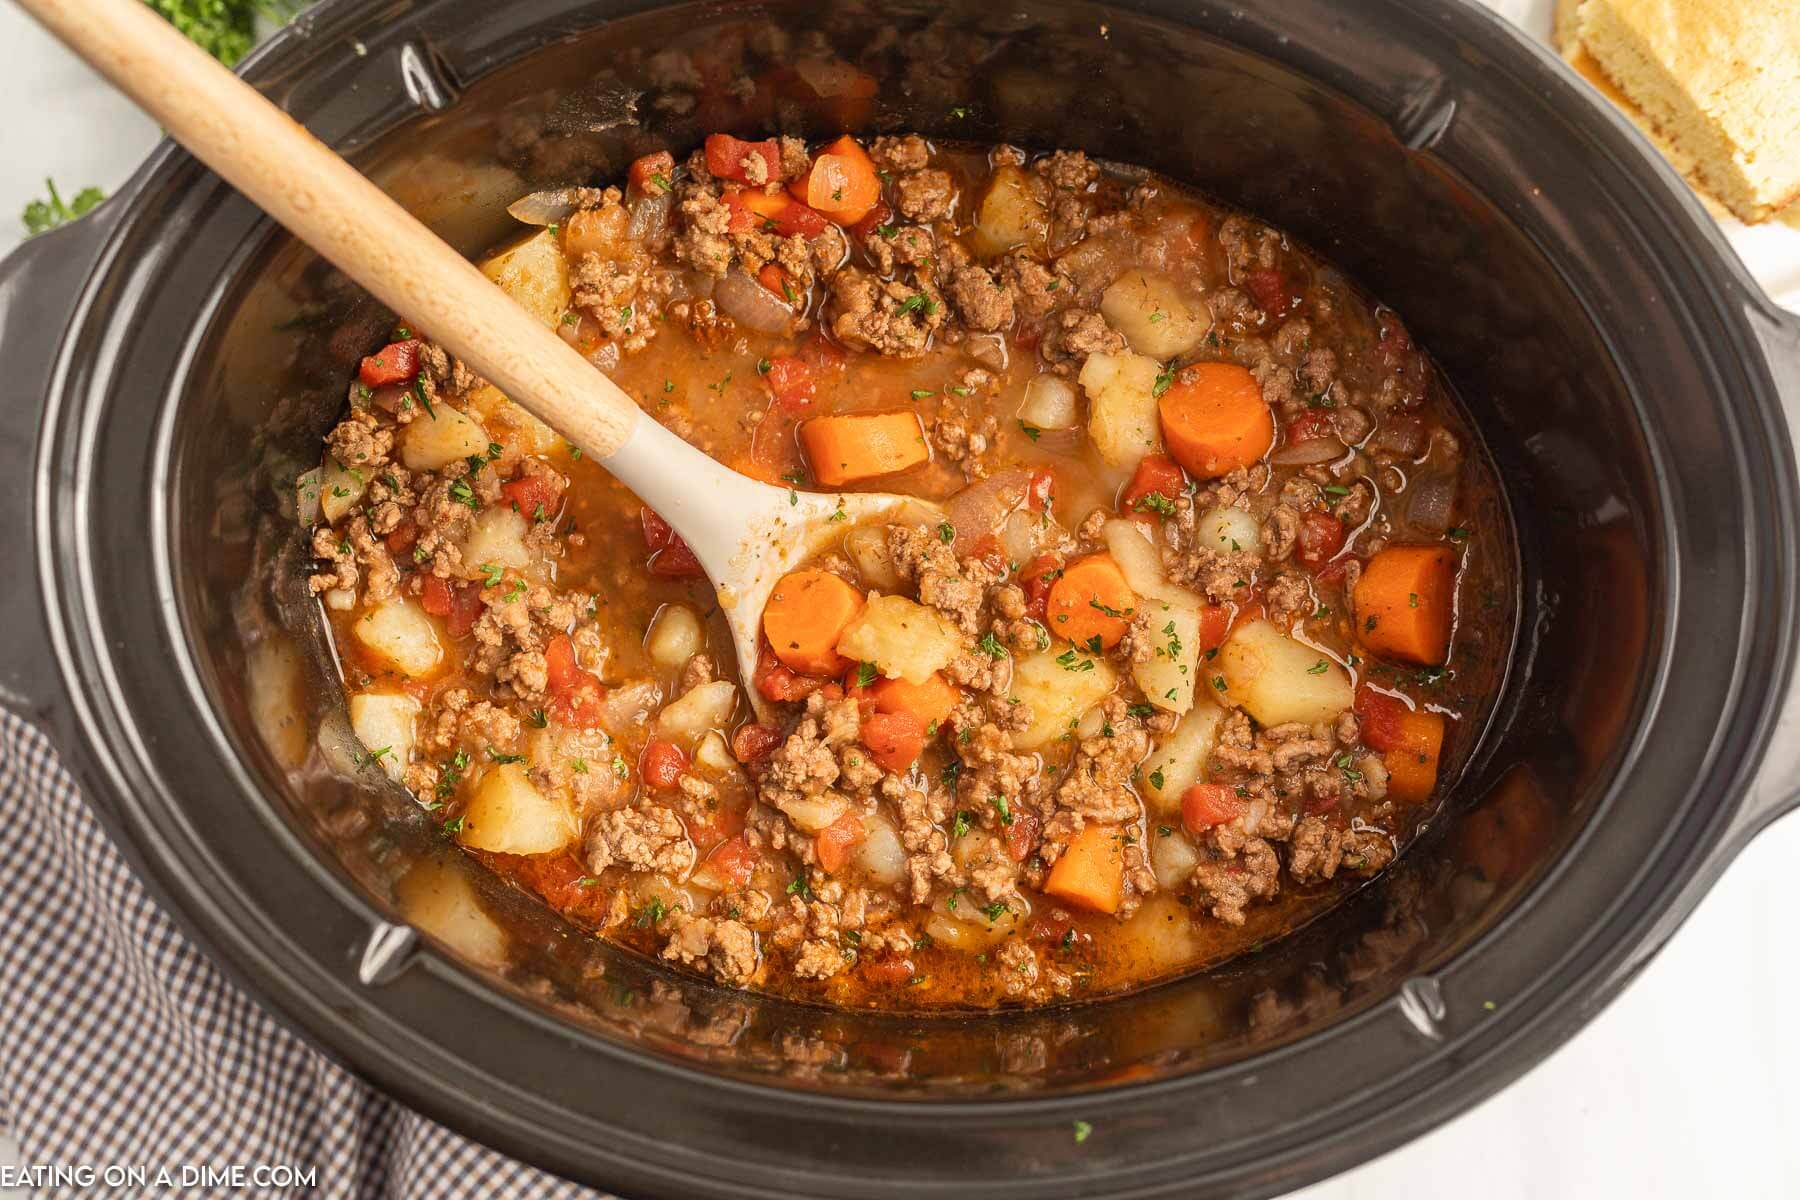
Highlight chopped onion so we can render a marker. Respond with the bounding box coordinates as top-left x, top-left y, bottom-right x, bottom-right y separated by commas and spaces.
1270, 435, 1347, 466
945, 468, 1033, 553
712, 269, 795, 335
507, 188, 583, 227
1018, 374, 1080, 430
964, 333, 1009, 370
626, 190, 672, 244
1151, 829, 1200, 888
1407, 472, 1457, 534
999, 509, 1050, 565
793, 57, 868, 100
853, 815, 906, 885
